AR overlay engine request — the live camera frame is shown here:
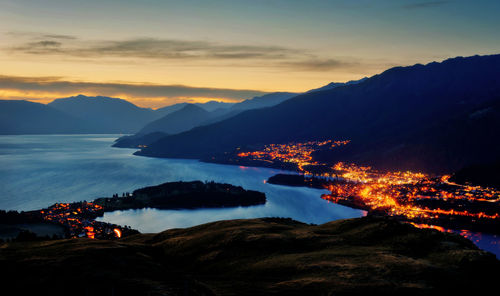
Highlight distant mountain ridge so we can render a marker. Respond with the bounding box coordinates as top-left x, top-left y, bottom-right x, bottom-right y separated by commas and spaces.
136, 54, 500, 174
139, 104, 213, 135
0, 96, 236, 134
112, 79, 368, 147
0, 78, 361, 135
0, 100, 95, 134
48, 95, 156, 133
